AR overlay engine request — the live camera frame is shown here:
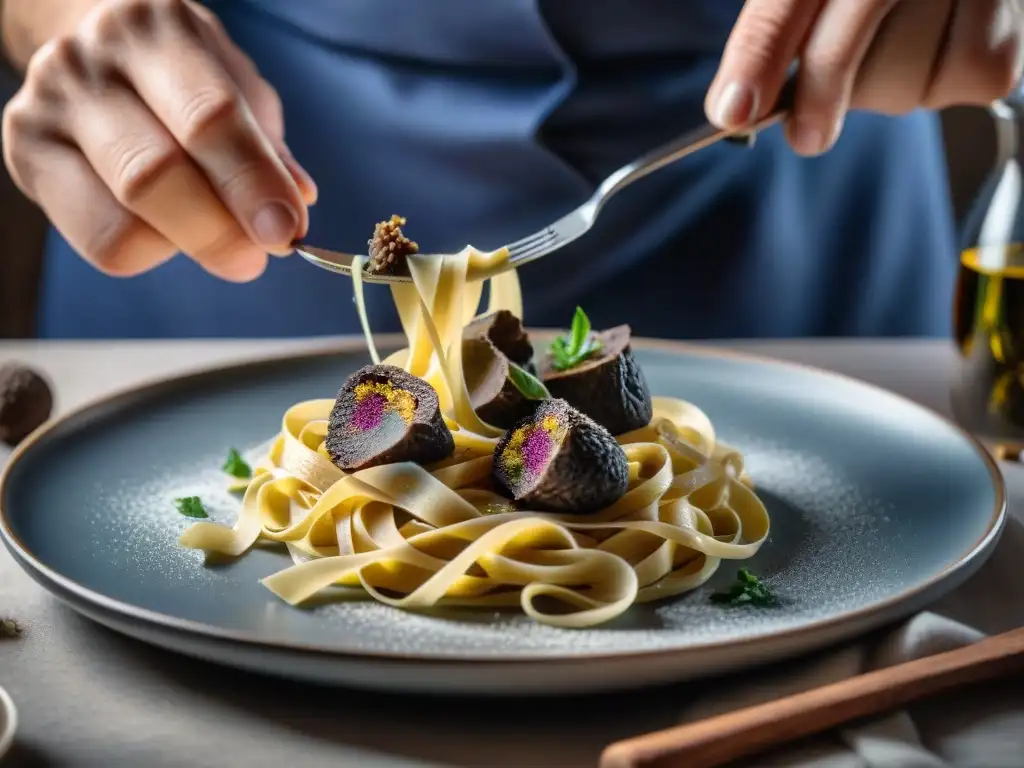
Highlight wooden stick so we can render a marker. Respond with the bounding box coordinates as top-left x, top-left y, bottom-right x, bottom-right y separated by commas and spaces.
600, 626, 1024, 768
